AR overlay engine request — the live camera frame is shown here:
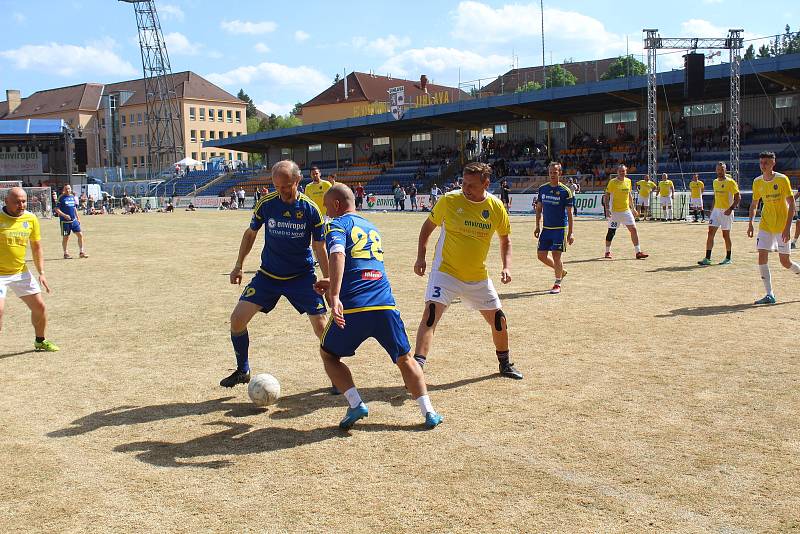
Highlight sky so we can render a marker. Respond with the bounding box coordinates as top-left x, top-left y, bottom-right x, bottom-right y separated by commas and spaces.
0, 0, 796, 116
